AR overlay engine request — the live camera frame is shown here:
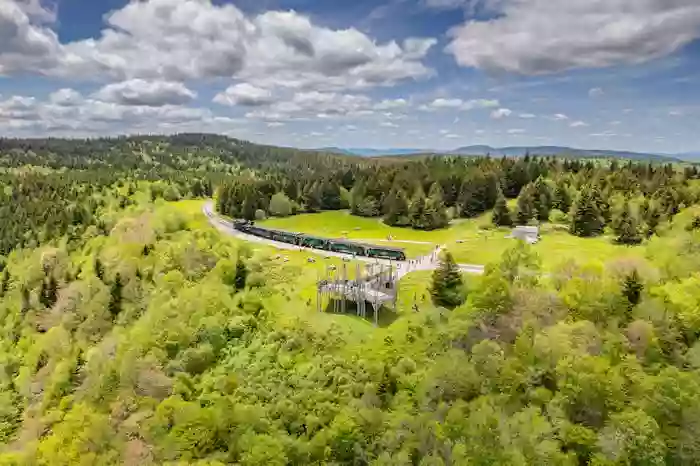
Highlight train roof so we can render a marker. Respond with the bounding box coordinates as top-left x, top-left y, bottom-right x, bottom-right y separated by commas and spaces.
243, 224, 405, 253
332, 239, 405, 253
